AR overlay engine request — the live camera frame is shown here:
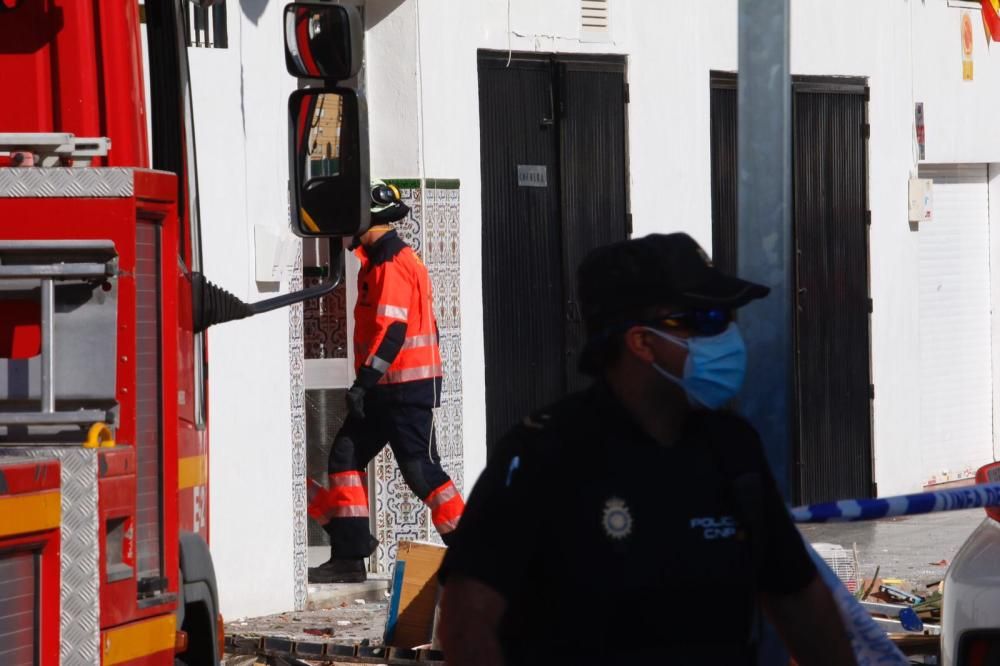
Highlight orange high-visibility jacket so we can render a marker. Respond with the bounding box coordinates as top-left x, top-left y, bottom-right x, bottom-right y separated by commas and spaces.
353, 231, 442, 387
